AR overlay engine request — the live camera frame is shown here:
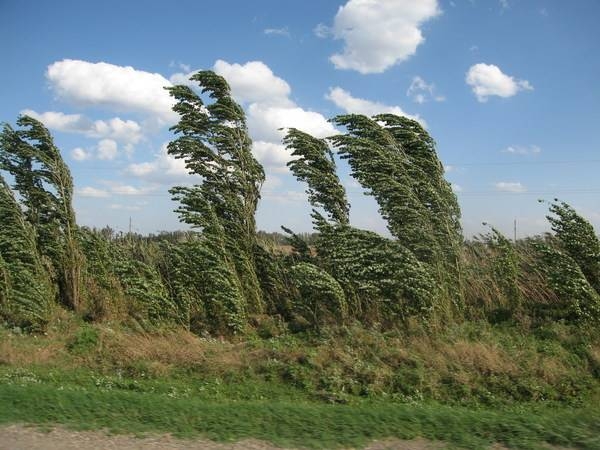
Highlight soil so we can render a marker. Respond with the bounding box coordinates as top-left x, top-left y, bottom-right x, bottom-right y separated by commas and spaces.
0, 424, 442, 450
